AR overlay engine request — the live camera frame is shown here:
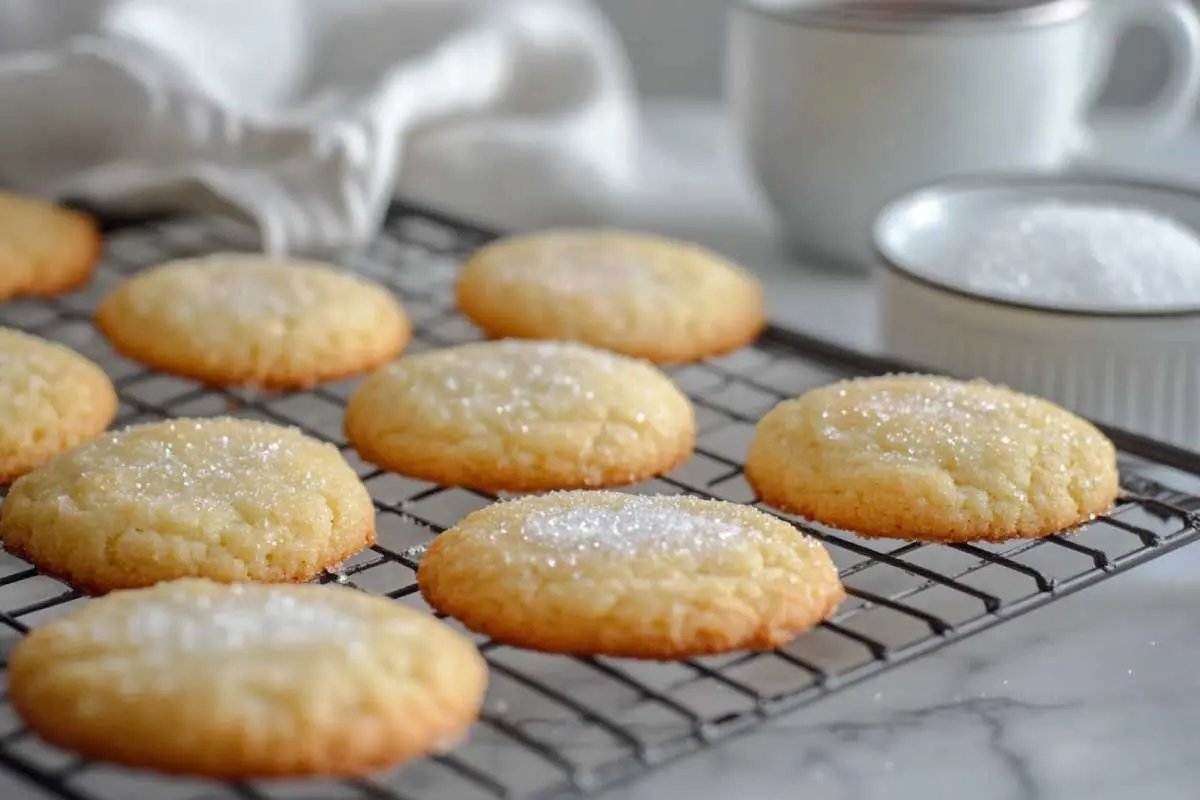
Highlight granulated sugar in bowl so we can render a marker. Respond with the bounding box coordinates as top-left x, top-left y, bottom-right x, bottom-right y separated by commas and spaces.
874, 175, 1200, 449
928, 200, 1200, 311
